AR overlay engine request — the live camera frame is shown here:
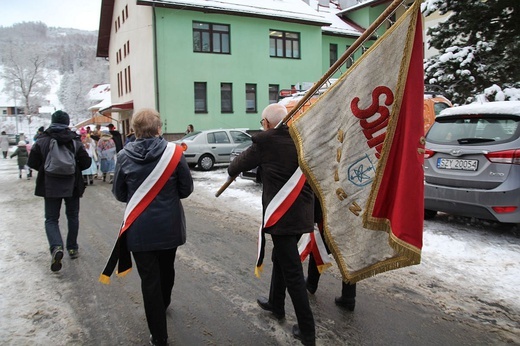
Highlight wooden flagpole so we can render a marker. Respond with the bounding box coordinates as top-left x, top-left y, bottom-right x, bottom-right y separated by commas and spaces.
215, 0, 405, 198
